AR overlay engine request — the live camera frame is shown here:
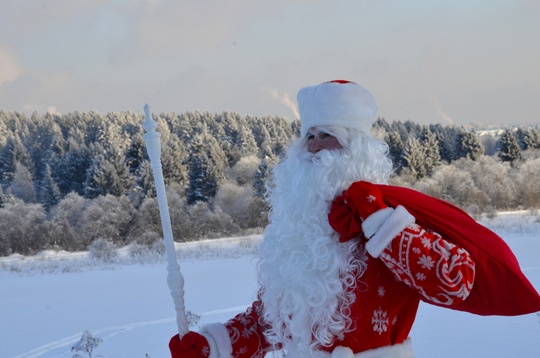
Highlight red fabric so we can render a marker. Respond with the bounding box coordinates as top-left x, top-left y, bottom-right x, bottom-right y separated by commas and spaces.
326, 79, 355, 84
376, 184, 540, 316
328, 195, 363, 242
225, 300, 273, 357
343, 181, 388, 220
169, 332, 210, 358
